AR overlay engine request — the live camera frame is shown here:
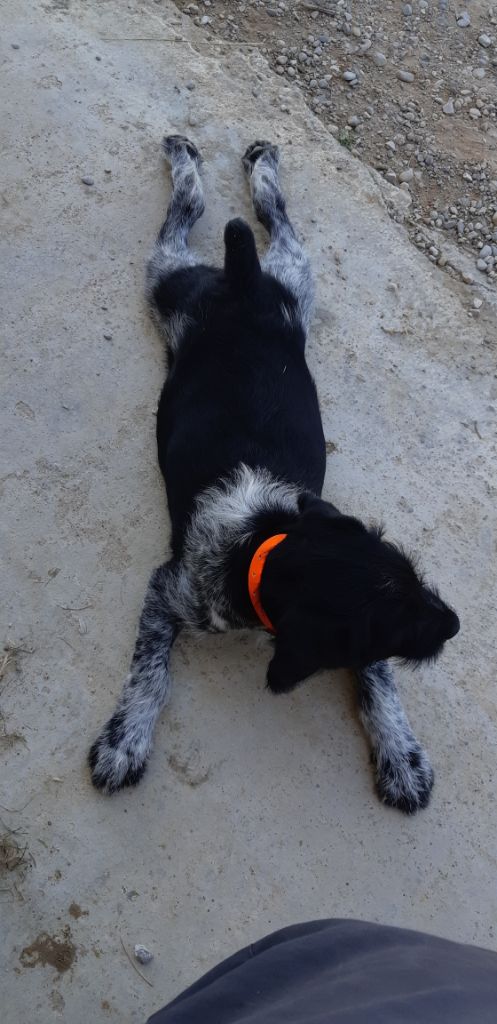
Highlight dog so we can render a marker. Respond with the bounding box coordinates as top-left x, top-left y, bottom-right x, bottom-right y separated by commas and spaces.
88, 136, 459, 812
